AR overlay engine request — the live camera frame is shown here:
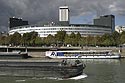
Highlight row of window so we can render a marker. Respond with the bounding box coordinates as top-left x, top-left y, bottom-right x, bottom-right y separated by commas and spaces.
9, 26, 111, 37
57, 52, 108, 54
10, 28, 110, 33
9, 30, 110, 35
39, 27, 111, 31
